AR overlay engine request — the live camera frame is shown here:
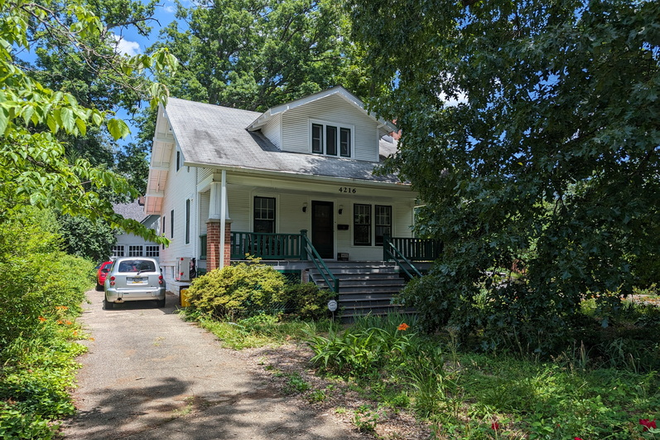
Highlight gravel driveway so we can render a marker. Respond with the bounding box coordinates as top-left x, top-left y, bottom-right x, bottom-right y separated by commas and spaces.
61, 290, 364, 440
